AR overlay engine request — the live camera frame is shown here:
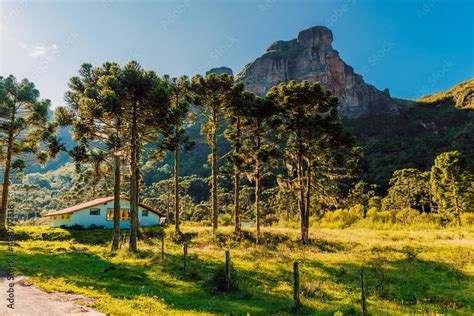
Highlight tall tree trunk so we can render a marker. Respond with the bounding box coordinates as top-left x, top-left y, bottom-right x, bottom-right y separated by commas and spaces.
111, 154, 121, 251
451, 174, 462, 226
129, 101, 138, 252
174, 137, 180, 234
211, 102, 218, 238
0, 112, 15, 236
255, 130, 261, 244
304, 162, 311, 242
255, 158, 261, 245
297, 153, 307, 243
167, 190, 172, 223
234, 117, 241, 237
